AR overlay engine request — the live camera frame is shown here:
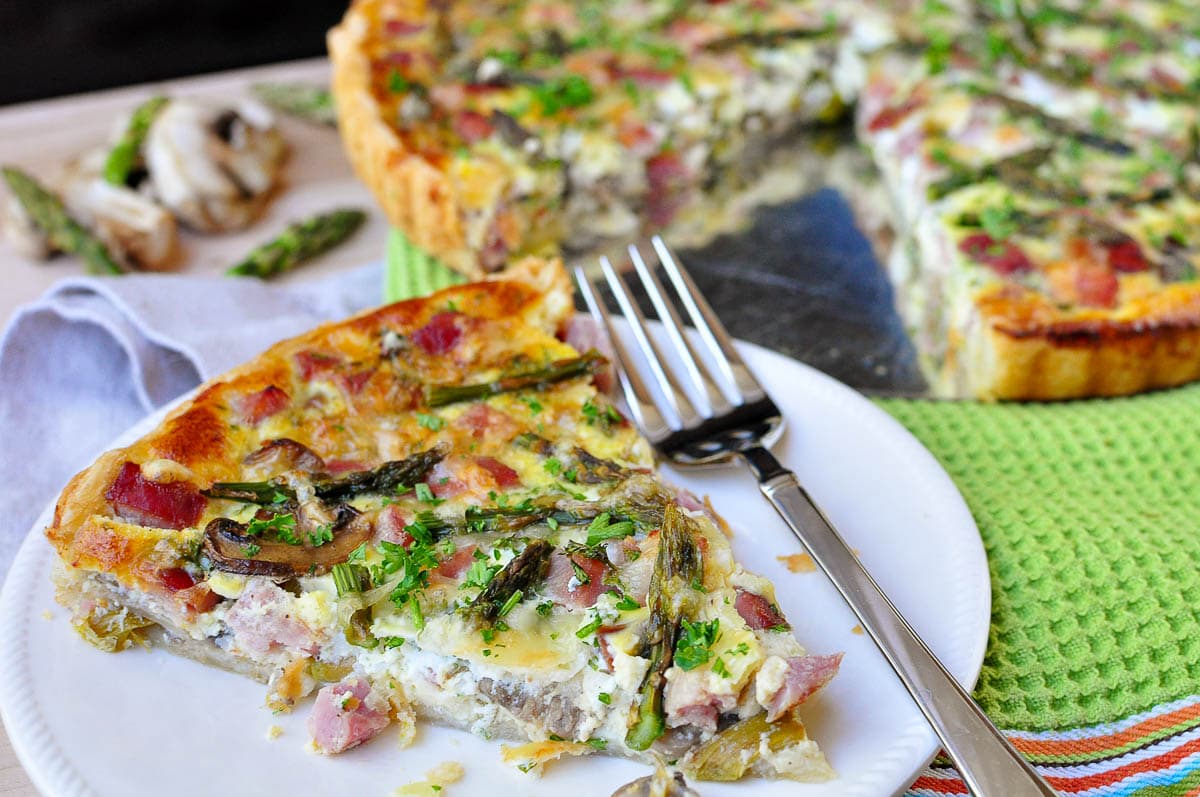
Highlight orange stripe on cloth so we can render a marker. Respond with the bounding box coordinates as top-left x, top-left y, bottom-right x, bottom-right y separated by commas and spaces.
1010, 702, 1200, 758
1042, 734, 1200, 792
